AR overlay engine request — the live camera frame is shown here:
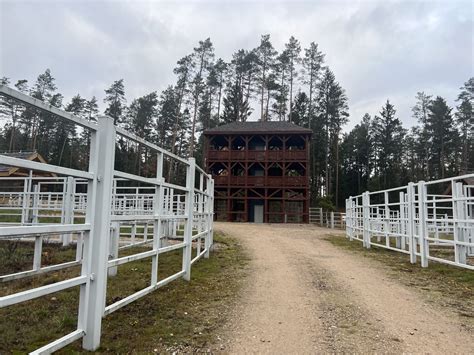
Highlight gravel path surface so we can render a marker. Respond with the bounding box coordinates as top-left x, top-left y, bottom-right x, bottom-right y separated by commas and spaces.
215, 222, 474, 354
